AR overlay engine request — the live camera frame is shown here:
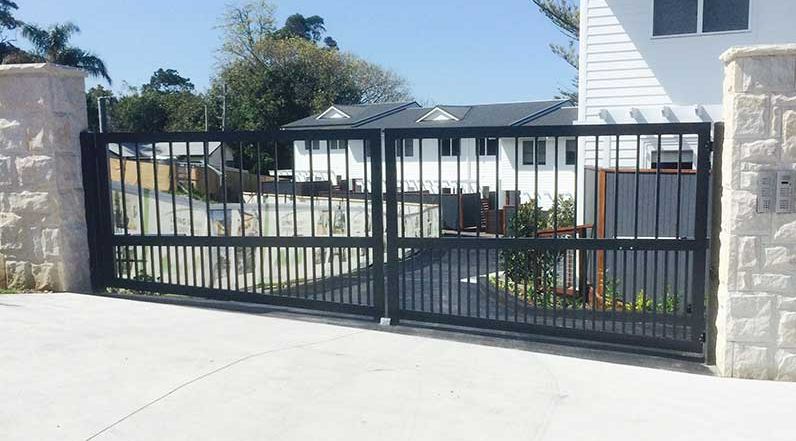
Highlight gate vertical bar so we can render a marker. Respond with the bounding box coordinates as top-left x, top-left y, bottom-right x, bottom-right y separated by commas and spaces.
384, 131, 400, 321
371, 133, 387, 319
